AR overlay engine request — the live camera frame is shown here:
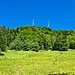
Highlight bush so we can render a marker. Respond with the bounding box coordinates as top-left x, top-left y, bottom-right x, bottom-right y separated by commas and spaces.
52, 42, 68, 51
0, 49, 4, 56
69, 41, 75, 49
31, 42, 40, 52
9, 39, 23, 51
0, 53, 4, 56
23, 46, 30, 51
